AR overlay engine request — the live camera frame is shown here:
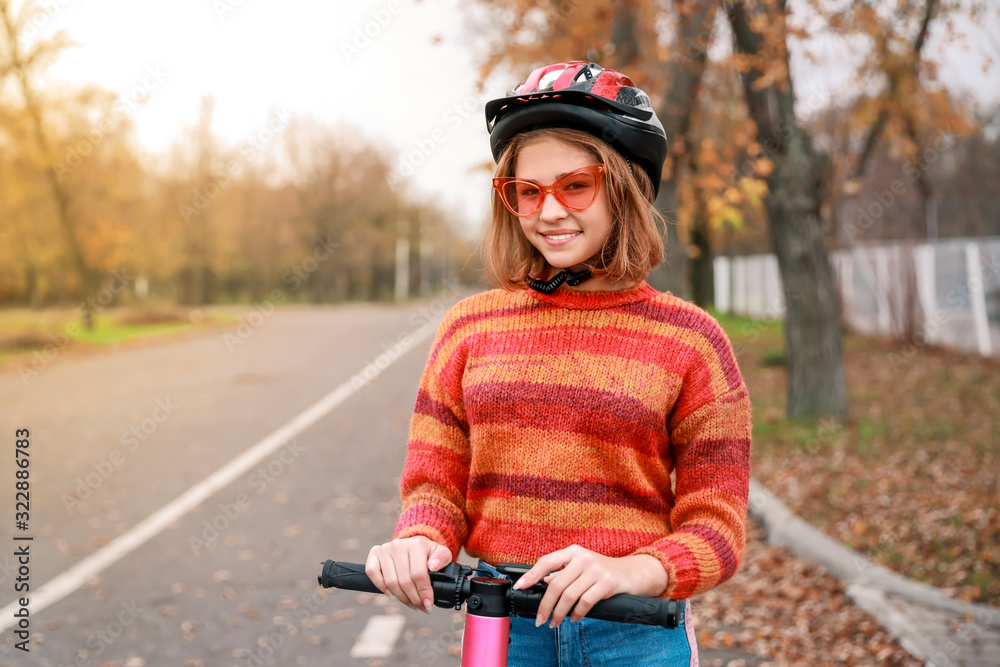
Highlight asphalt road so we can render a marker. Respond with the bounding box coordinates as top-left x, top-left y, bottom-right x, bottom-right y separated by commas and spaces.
0, 296, 765, 667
